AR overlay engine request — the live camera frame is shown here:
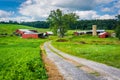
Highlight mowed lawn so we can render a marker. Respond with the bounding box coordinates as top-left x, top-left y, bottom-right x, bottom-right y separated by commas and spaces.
0, 24, 48, 80
52, 35, 120, 68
